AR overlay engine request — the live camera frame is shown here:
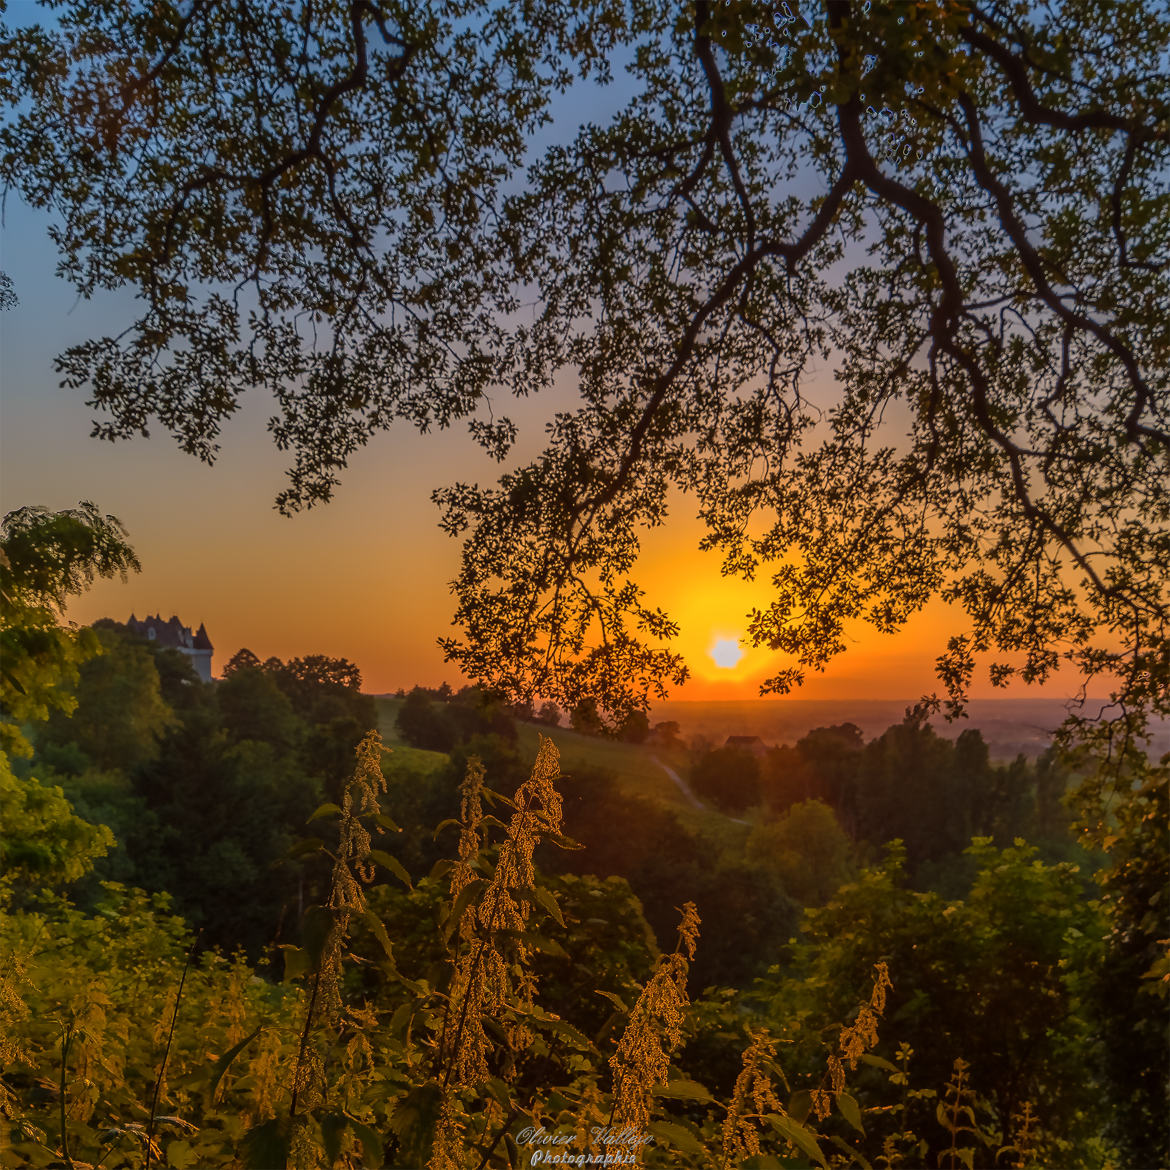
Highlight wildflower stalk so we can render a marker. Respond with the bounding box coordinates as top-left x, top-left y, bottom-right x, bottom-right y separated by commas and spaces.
720, 1029, 784, 1169
940, 1057, 976, 1170
438, 737, 563, 1091
288, 731, 389, 1124
809, 961, 893, 1123
607, 901, 701, 1135
1006, 1101, 1039, 1169
430, 738, 565, 1170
